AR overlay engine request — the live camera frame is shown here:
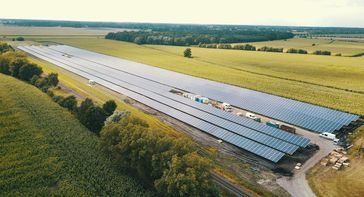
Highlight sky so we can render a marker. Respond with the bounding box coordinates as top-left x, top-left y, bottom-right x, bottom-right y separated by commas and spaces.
1, 0, 364, 27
